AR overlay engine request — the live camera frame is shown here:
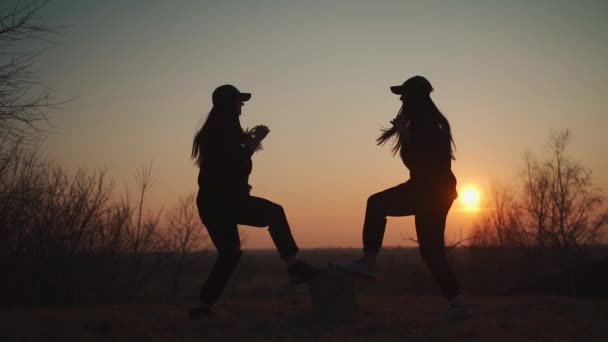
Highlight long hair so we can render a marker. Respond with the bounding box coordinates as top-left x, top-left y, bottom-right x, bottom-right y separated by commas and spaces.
377, 96, 456, 159
191, 105, 245, 168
